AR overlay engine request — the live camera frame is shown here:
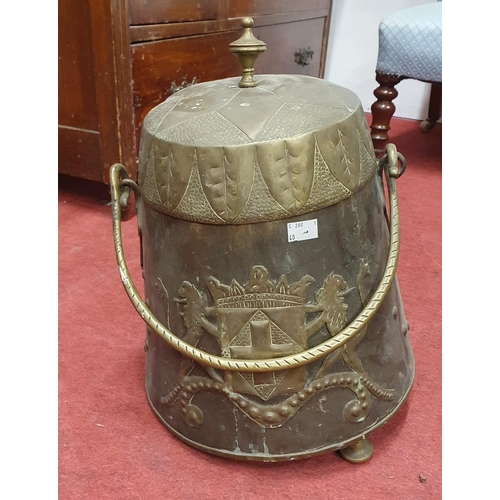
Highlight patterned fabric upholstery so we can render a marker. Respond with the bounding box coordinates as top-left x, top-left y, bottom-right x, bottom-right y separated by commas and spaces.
376, 1, 442, 83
